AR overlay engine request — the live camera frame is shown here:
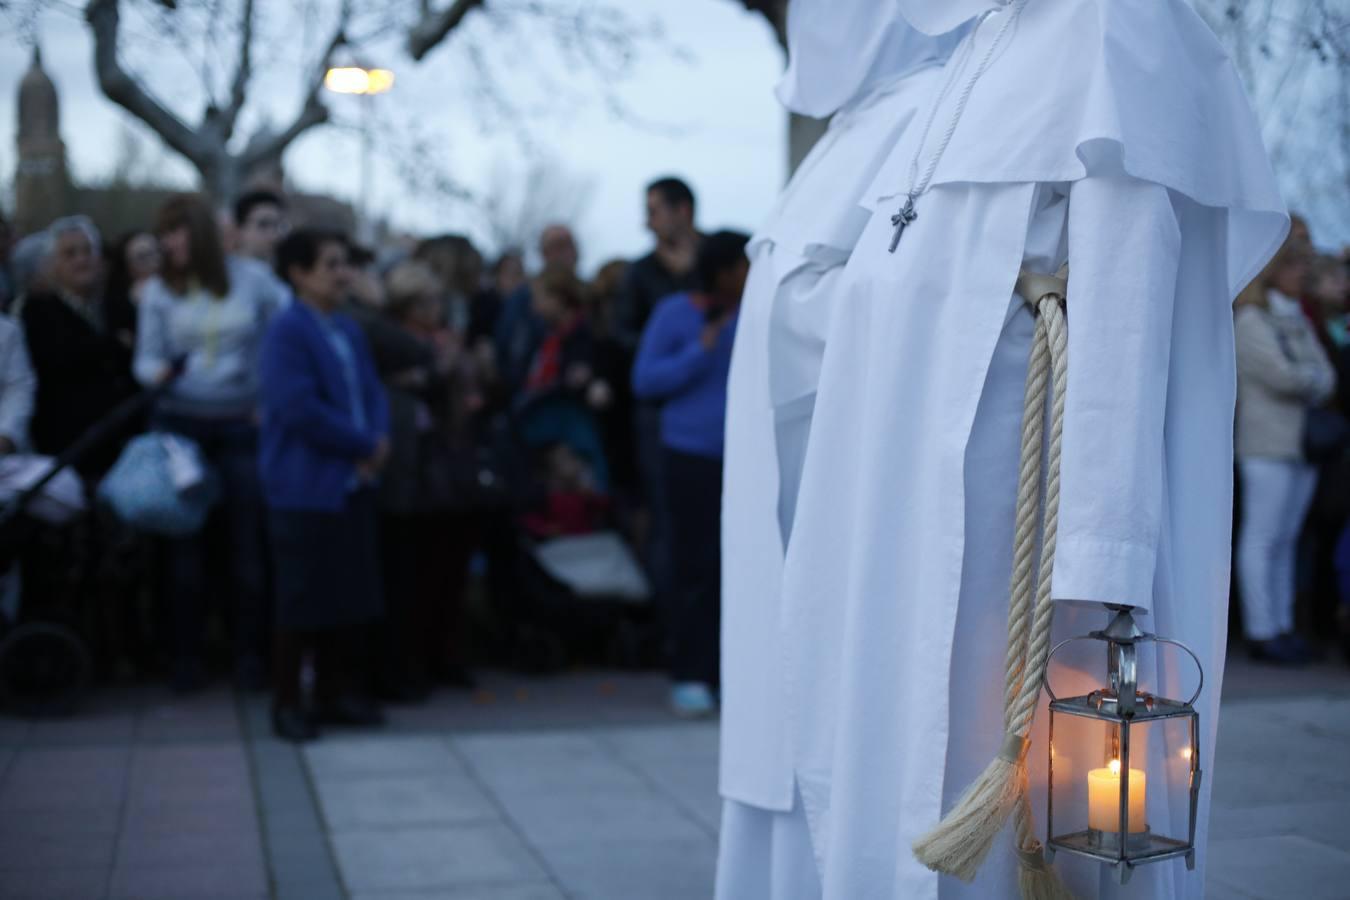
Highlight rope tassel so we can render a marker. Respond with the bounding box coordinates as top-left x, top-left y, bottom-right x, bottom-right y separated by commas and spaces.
913, 269, 1071, 898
